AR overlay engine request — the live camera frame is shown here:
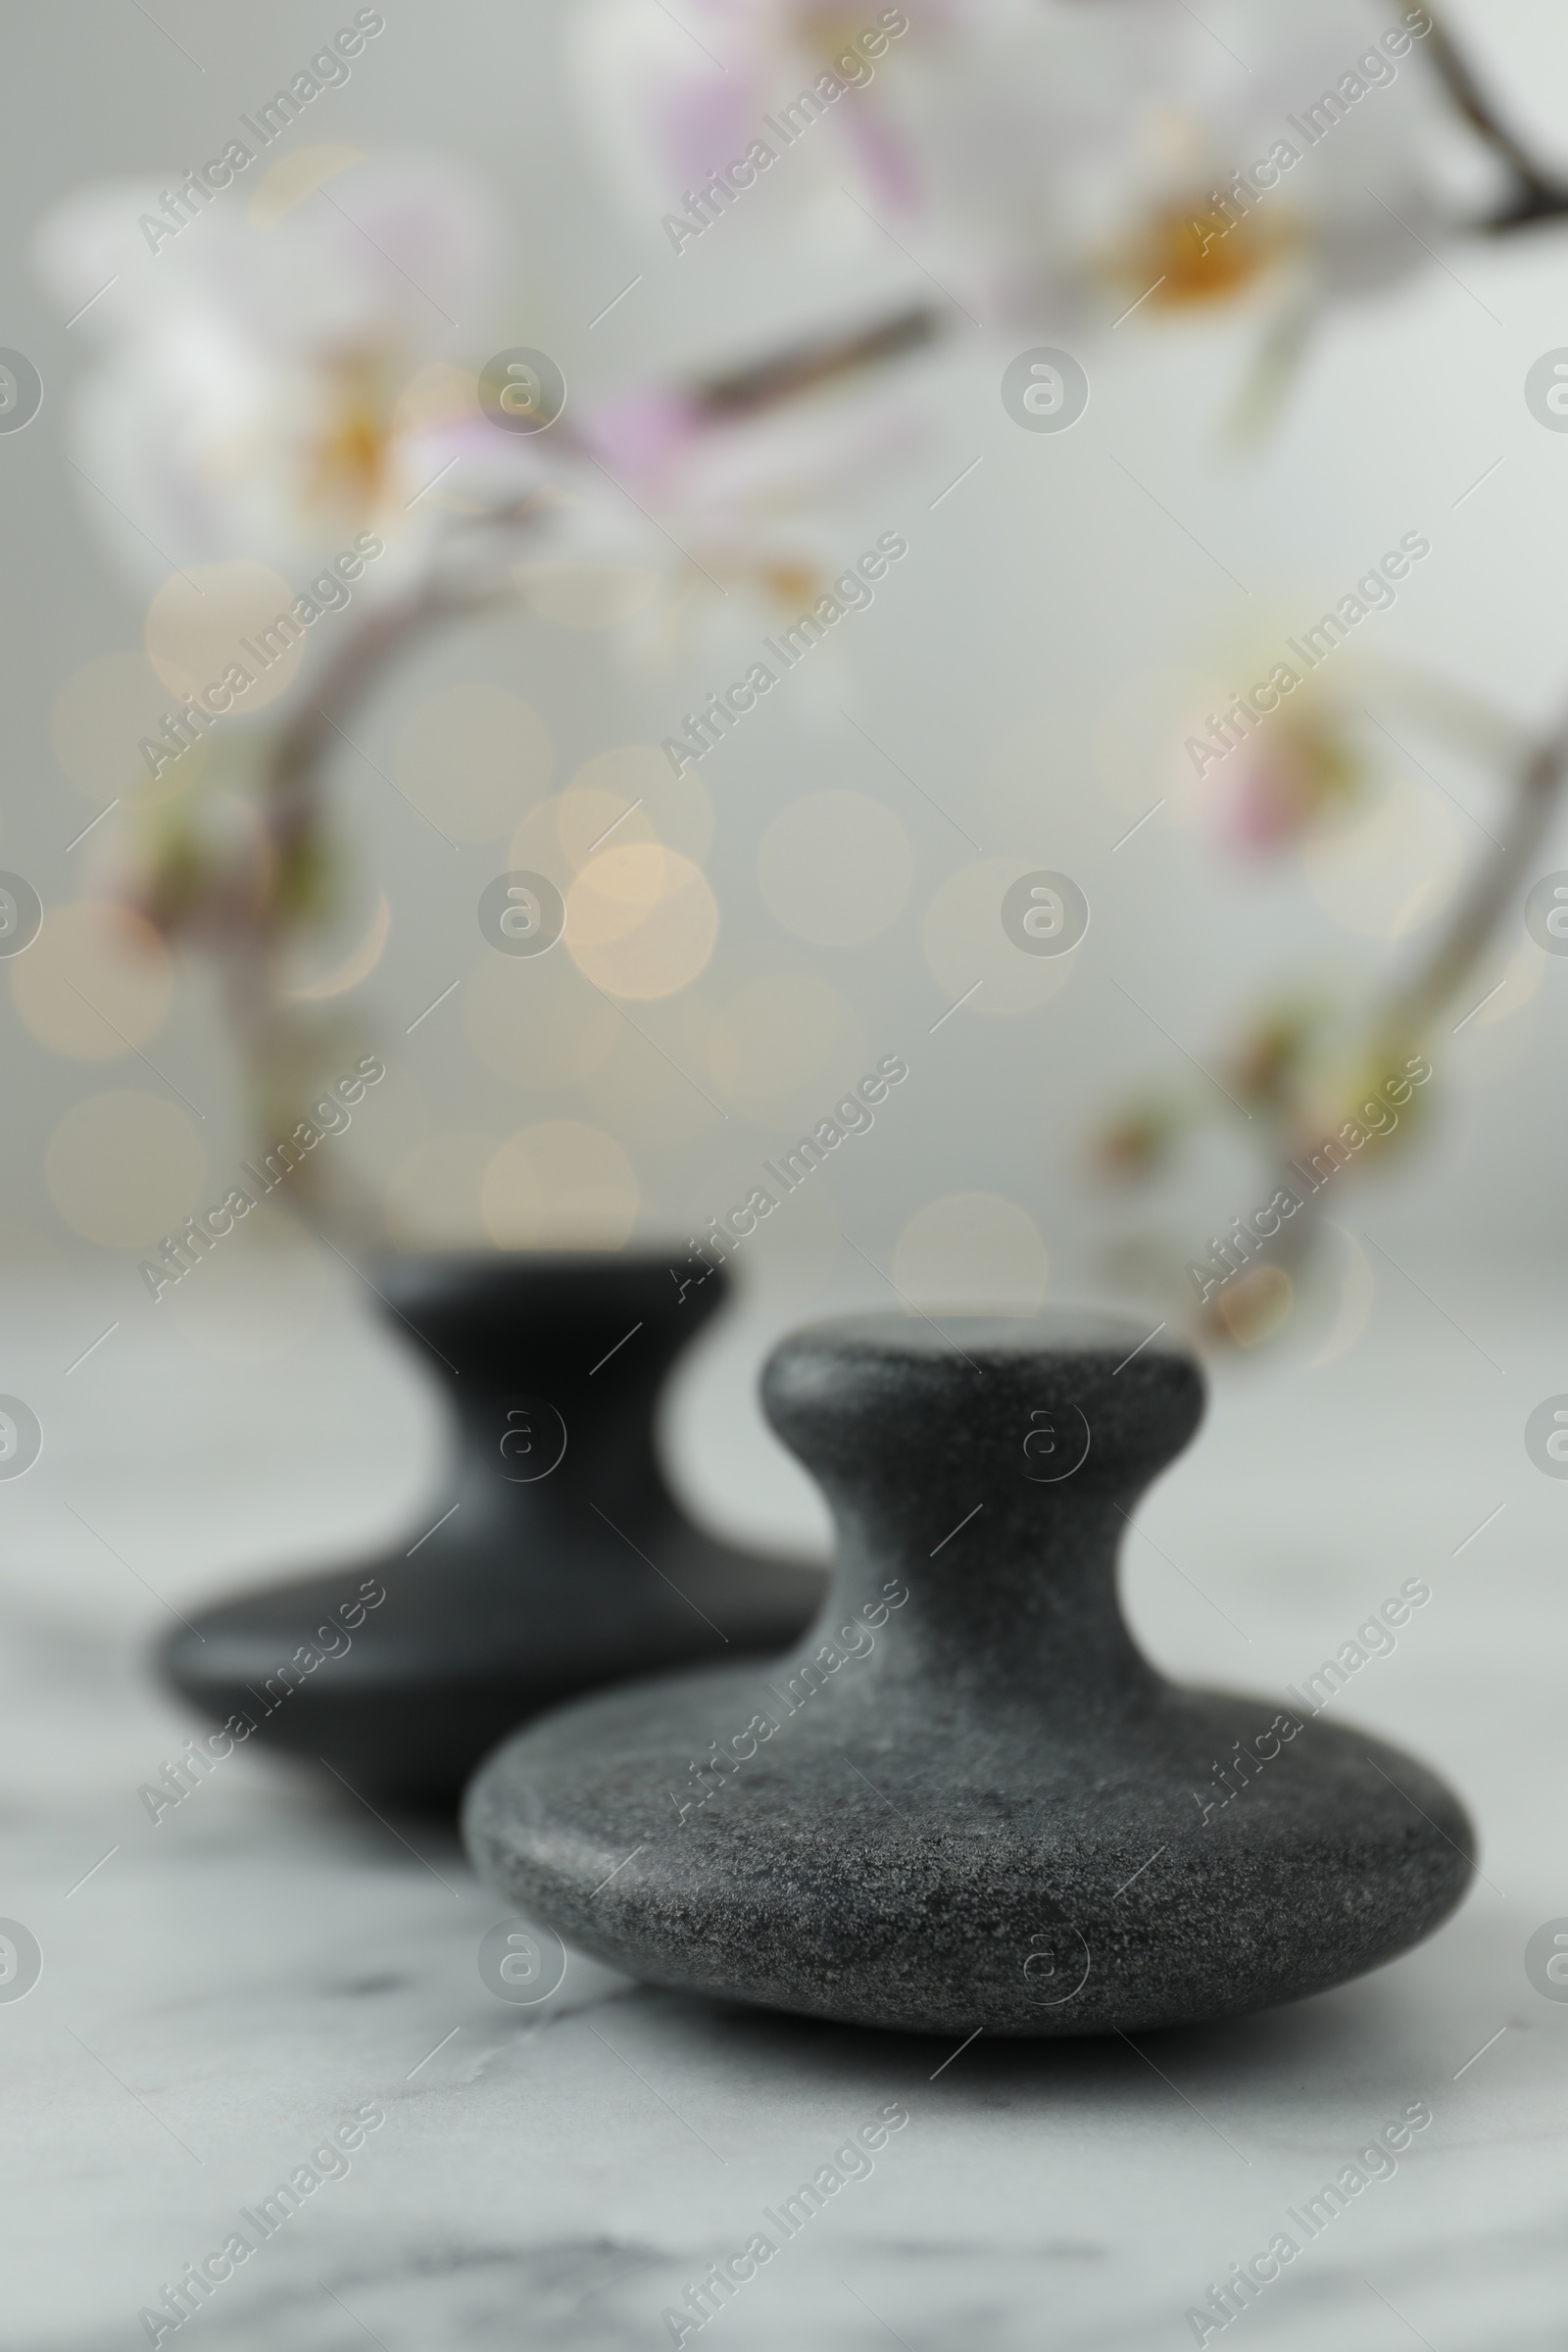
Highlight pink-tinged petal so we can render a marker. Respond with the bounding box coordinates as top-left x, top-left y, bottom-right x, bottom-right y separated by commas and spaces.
567, 0, 782, 214
661, 73, 780, 193
838, 105, 922, 216
292, 154, 496, 342
580, 390, 708, 497
1213, 710, 1360, 858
